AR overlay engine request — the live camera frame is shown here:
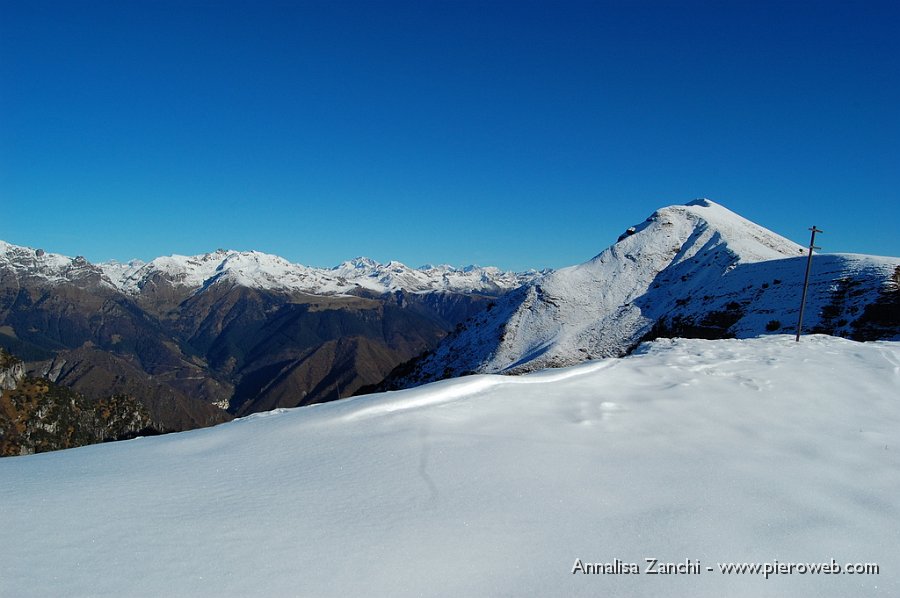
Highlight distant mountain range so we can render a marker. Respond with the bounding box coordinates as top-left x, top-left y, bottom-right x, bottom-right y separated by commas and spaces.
0, 241, 539, 297
0, 241, 537, 441
2, 199, 898, 454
